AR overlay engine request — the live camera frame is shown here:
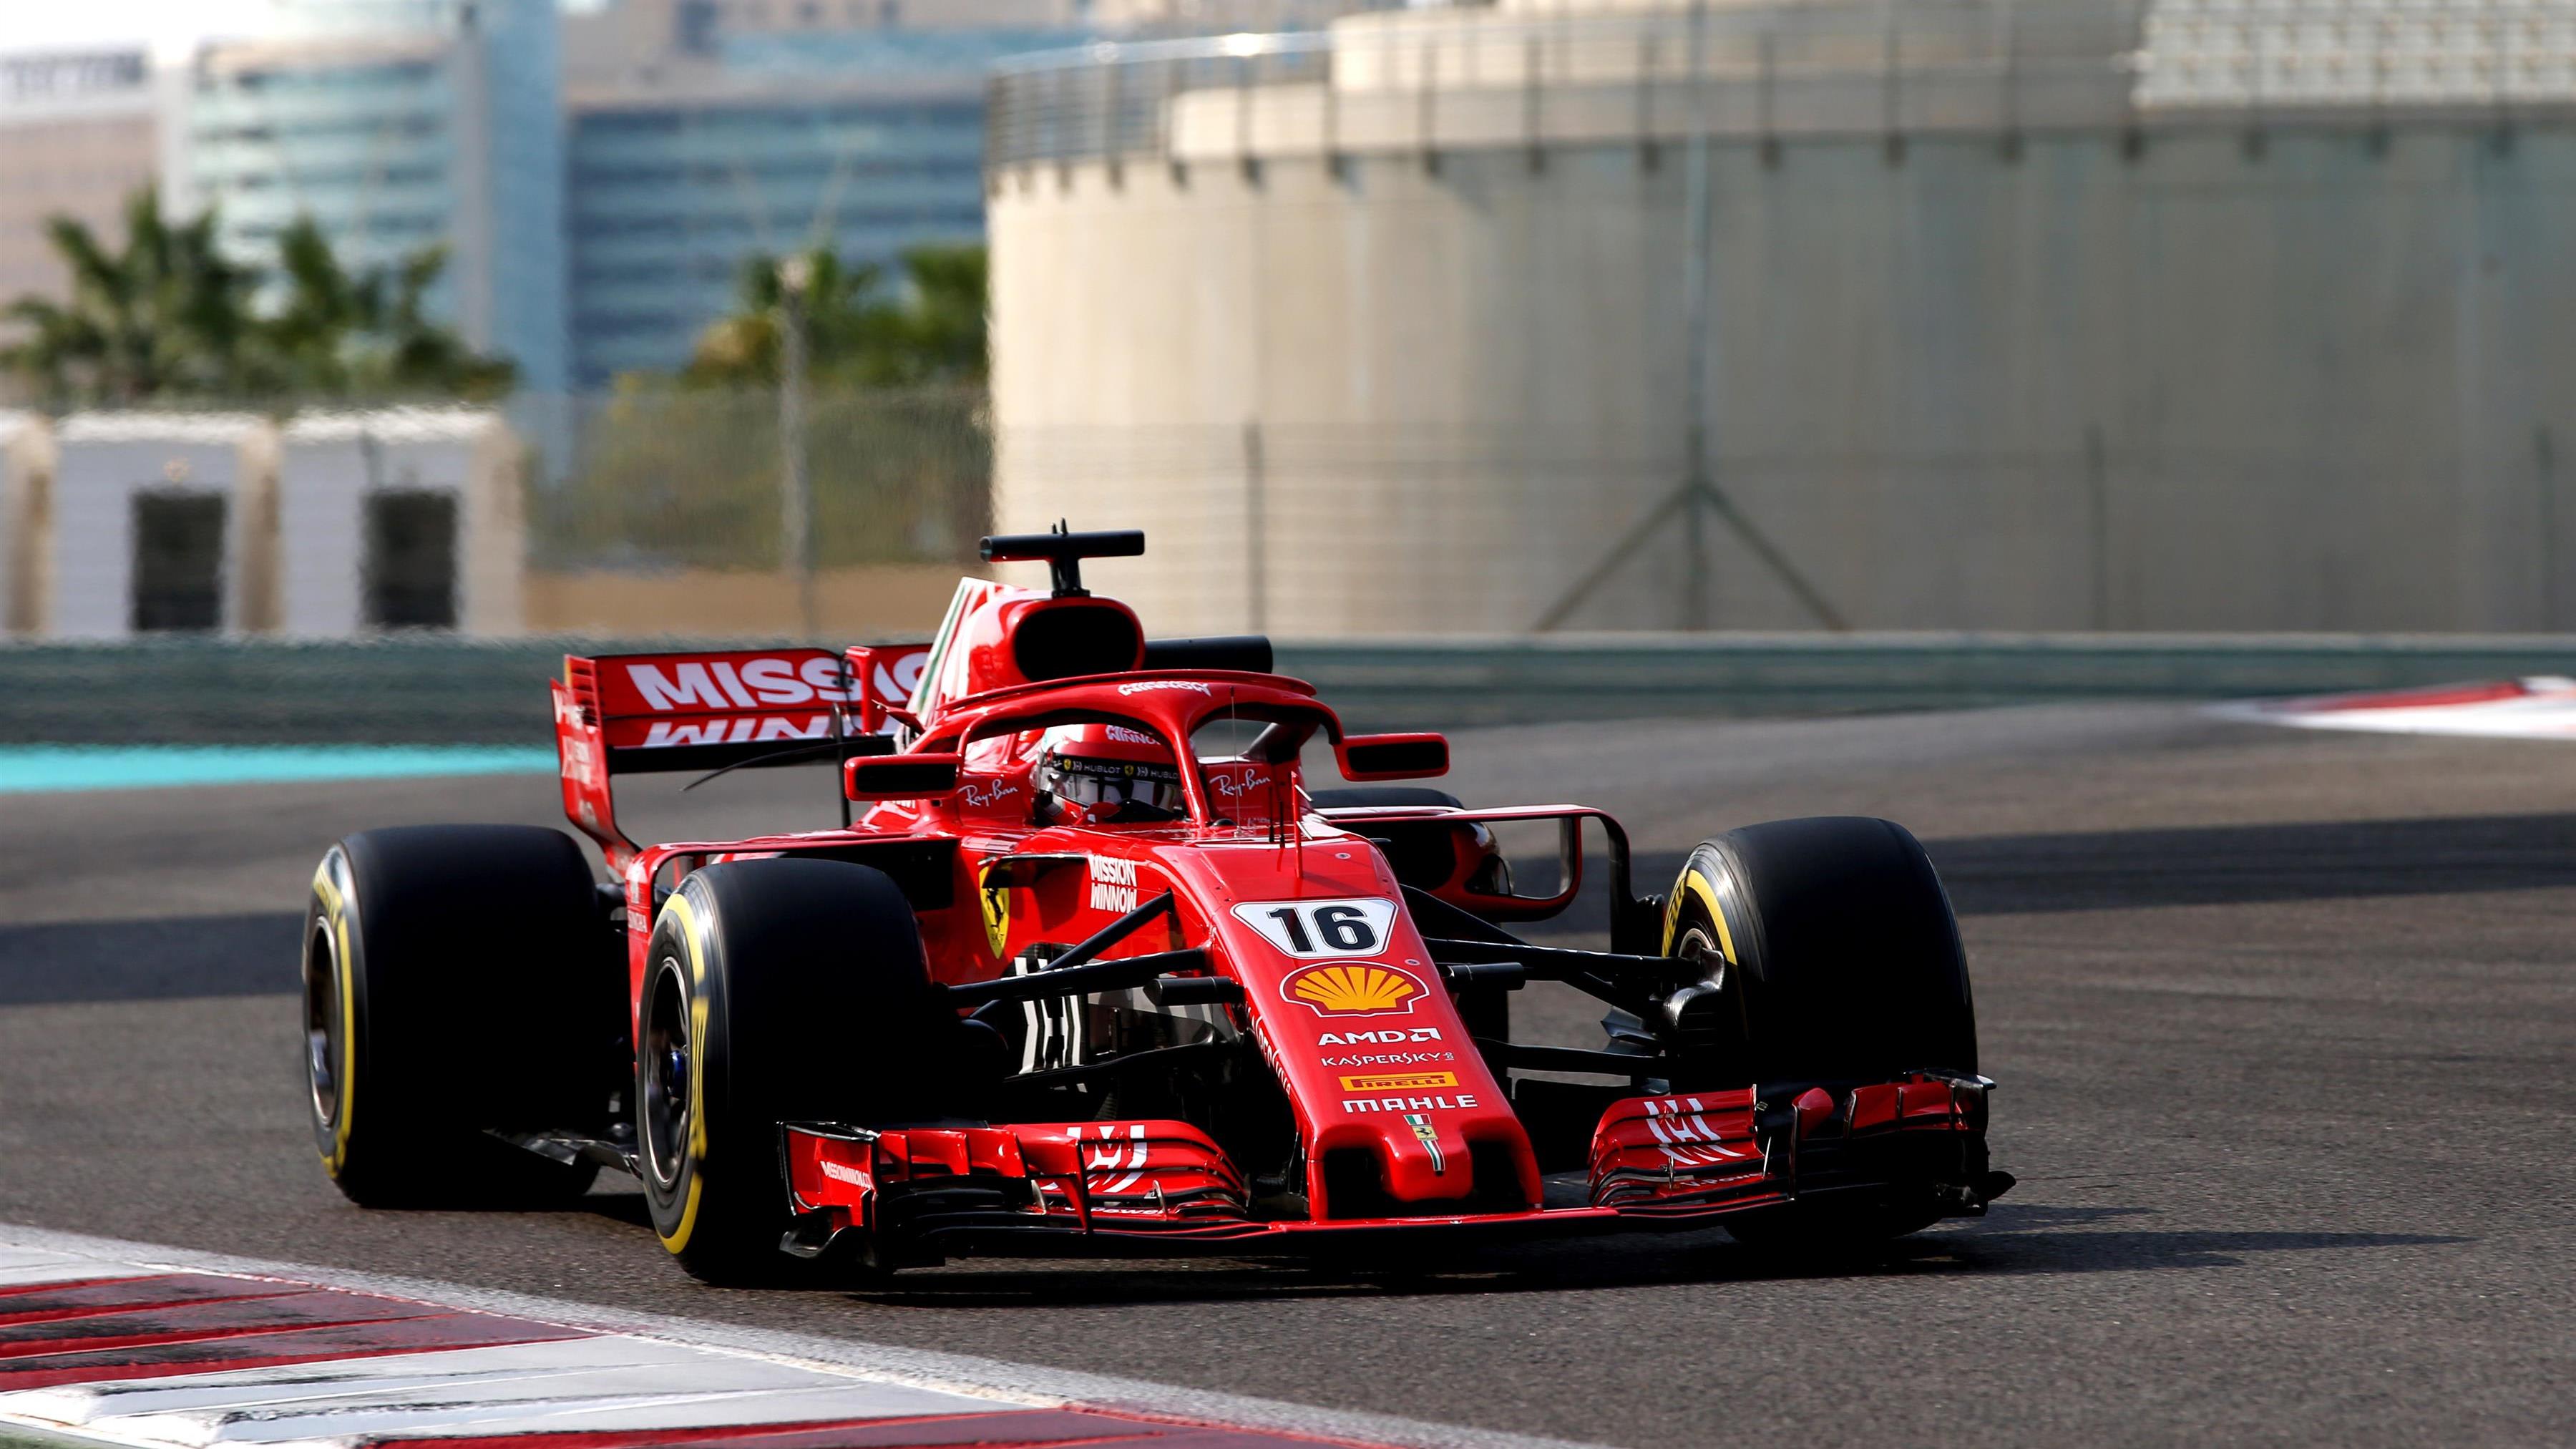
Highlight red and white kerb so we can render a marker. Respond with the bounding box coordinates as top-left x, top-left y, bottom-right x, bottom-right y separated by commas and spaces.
2216, 675, 2576, 739
0, 1241, 1401, 1449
